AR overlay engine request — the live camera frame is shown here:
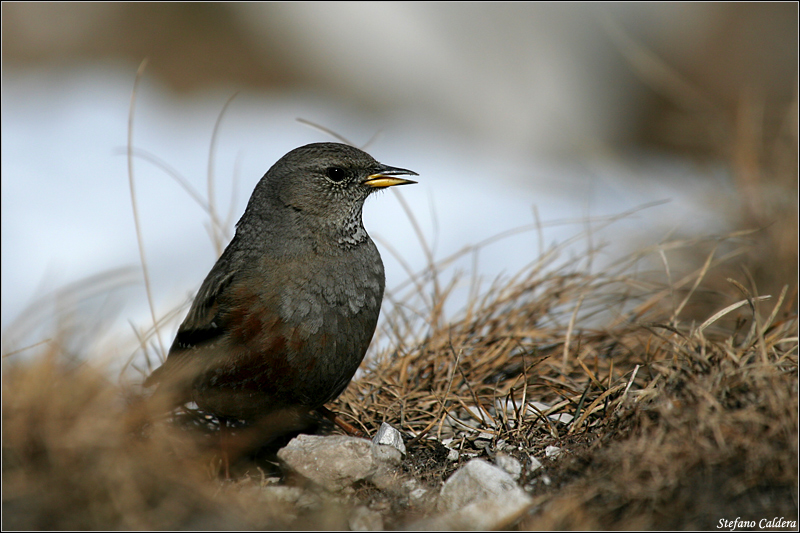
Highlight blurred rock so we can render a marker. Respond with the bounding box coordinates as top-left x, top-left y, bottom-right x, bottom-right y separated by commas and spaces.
408, 486, 432, 507
545, 445, 562, 458
438, 458, 524, 512
368, 464, 404, 493
446, 448, 459, 462
412, 459, 532, 530
277, 434, 375, 493
349, 505, 384, 531
494, 453, 522, 480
